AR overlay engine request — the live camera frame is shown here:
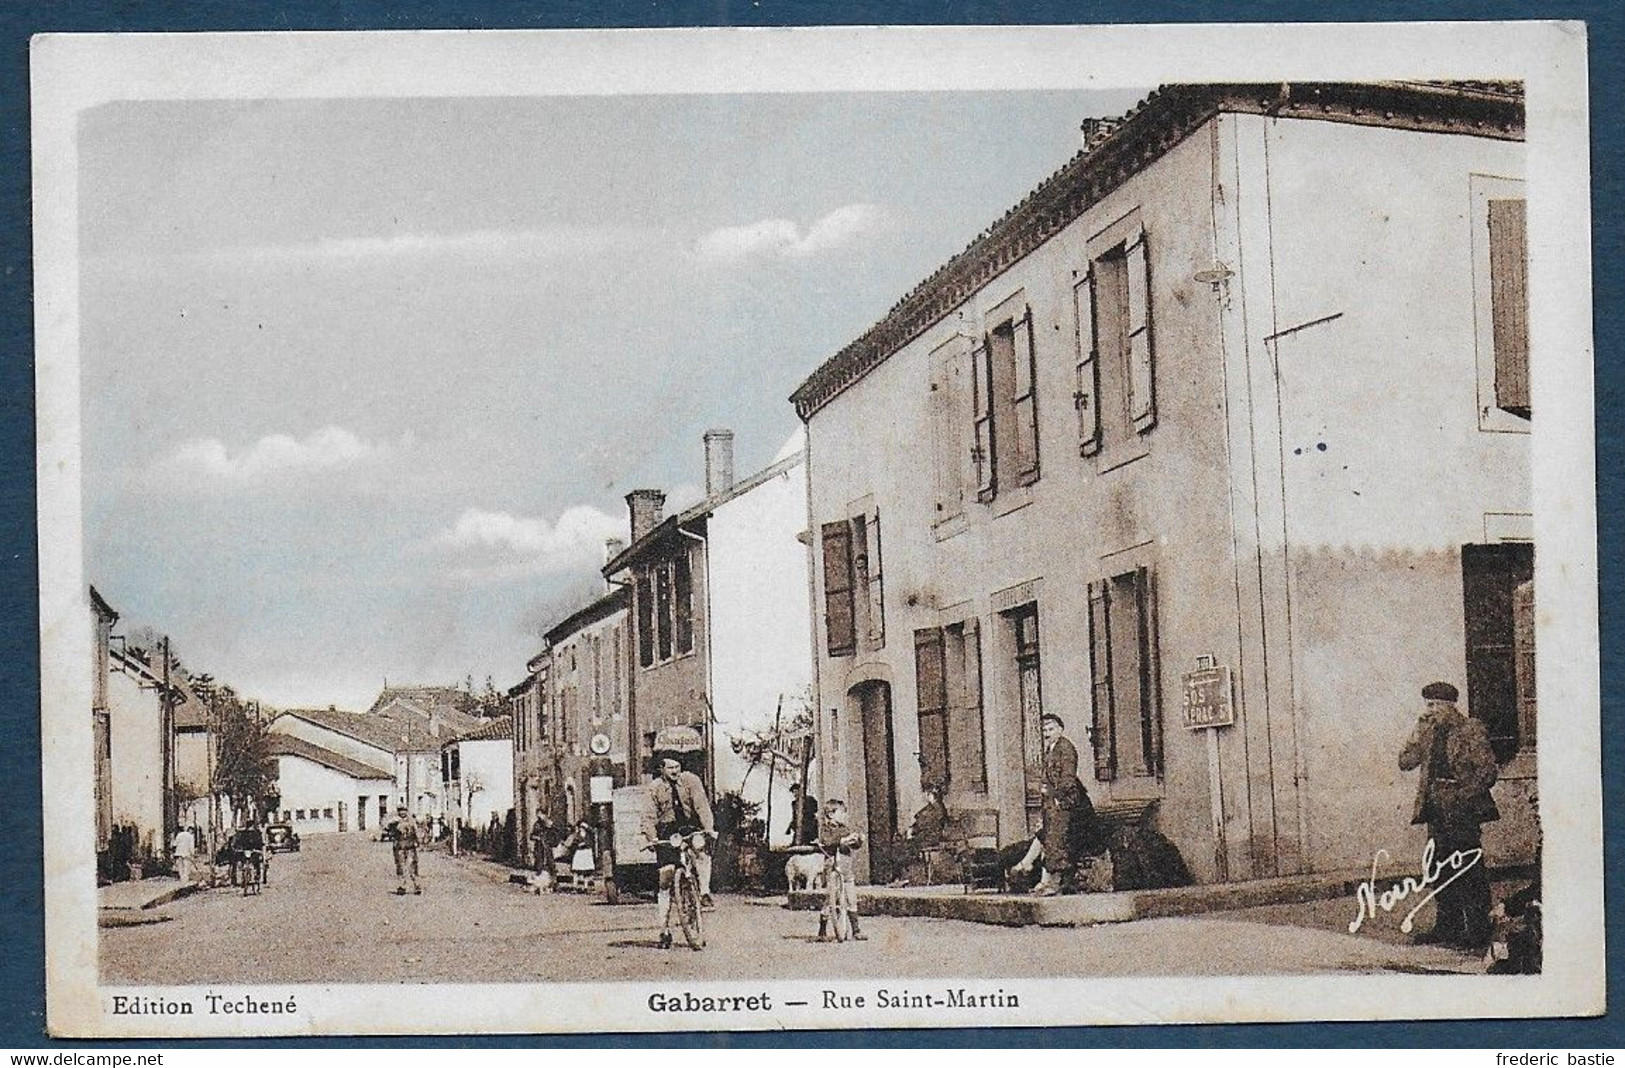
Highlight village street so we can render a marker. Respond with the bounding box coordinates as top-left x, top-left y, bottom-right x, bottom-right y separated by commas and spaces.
101, 835, 1488, 986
